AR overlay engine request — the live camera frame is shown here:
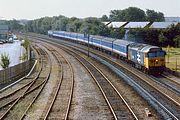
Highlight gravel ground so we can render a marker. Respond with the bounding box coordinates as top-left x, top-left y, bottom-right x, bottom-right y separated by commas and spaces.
59, 49, 113, 120
86, 55, 162, 120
